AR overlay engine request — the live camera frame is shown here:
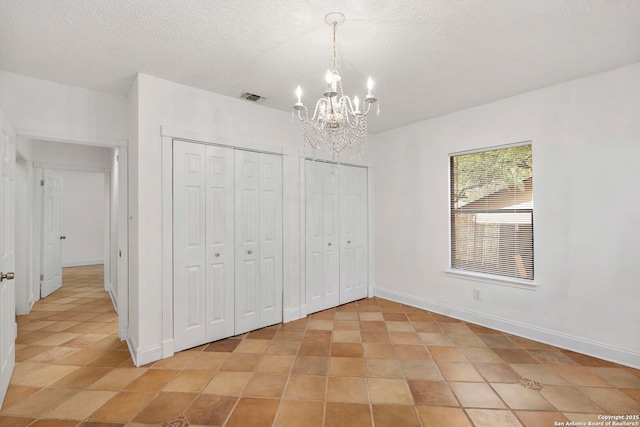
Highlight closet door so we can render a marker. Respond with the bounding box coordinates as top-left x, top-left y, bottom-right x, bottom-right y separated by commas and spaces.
174, 141, 234, 352
258, 153, 283, 327
235, 151, 283, 334
204, 145, 235, 342
173, 141, 207, 351
339, 165, 368, 304
306, 161, 339, 314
